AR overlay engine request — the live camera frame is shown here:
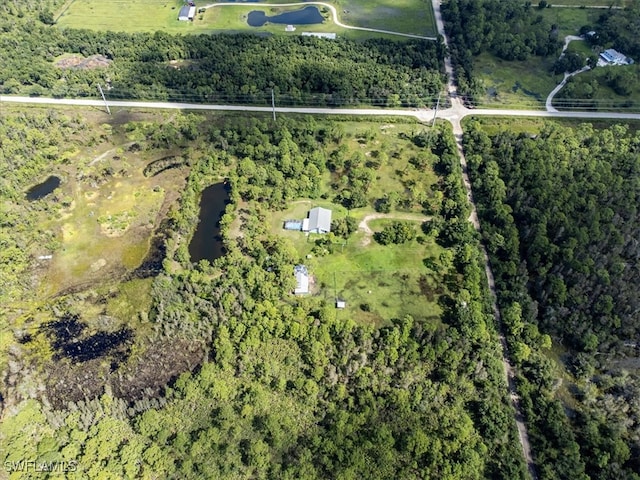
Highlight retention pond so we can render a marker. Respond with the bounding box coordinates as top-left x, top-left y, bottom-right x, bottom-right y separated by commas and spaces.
188, 182, 230, 264
247, 6, 324, 26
